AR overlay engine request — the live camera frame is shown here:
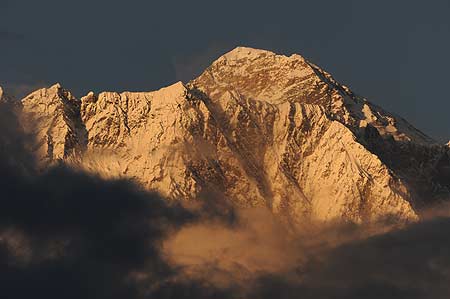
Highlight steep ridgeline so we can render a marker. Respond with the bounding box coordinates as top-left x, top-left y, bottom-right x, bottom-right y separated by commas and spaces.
17, 47, 450, 225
